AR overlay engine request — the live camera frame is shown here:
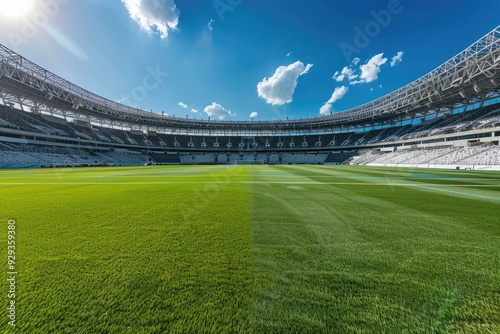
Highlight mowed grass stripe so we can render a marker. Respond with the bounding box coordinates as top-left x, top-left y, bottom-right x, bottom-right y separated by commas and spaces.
275, 165, 500, 202
0, 165, 246, 183
1, 166, 254, 333
249, 165, 500, 333
283, 164, 500, 185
